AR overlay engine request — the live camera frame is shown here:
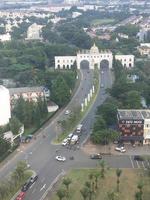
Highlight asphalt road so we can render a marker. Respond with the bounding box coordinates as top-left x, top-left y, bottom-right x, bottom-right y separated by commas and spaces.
0, 67, 145, 200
